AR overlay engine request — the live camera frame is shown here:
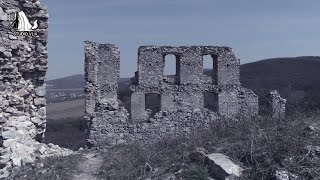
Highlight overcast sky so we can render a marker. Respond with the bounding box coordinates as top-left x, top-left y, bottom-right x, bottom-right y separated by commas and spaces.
42, 0, 320, 80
